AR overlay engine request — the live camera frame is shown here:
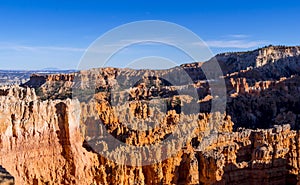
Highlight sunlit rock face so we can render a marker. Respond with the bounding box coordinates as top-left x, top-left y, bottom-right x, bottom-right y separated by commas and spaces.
1, 45, 300, 184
